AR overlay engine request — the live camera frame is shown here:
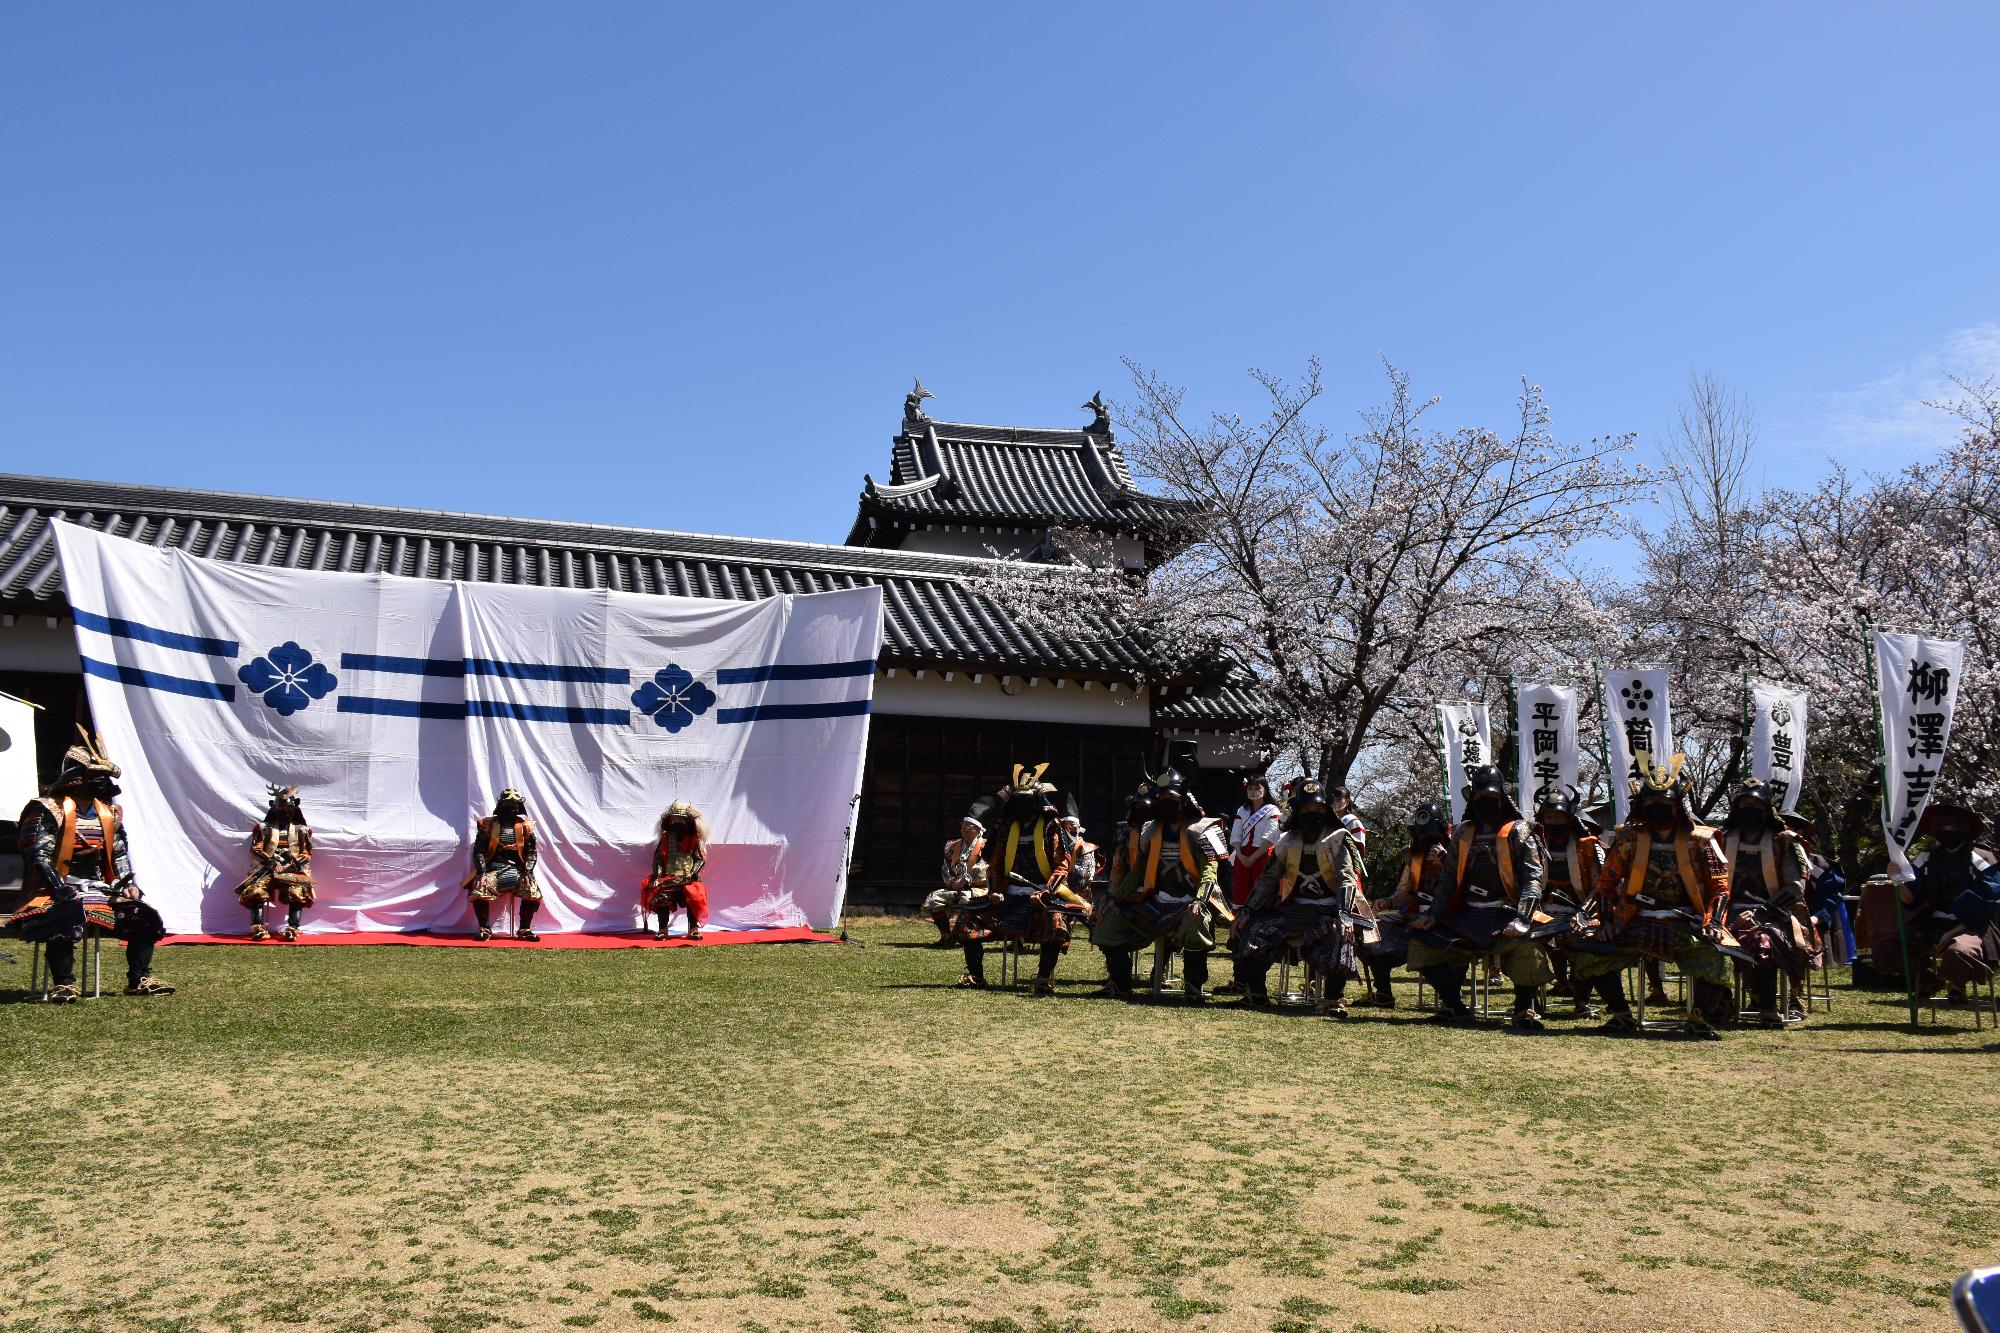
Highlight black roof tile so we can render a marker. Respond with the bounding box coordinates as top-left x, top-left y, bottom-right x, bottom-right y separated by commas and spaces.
0, 473, 1161, 680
